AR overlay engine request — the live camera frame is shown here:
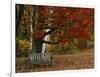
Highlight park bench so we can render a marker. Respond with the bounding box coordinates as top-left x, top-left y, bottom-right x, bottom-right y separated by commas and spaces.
28, 53, 52, 66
